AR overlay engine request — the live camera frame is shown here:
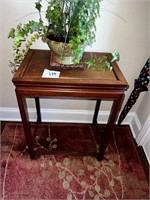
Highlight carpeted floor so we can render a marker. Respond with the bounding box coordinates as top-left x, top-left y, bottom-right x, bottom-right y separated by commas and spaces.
1, 123, 149, 199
